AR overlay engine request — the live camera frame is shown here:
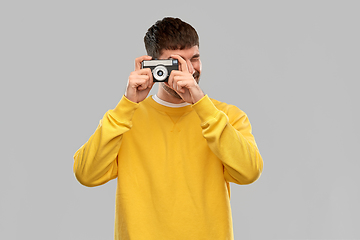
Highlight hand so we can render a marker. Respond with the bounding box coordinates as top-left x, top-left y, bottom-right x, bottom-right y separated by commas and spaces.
166, 54, 205, 104
125, 55, 155, 103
